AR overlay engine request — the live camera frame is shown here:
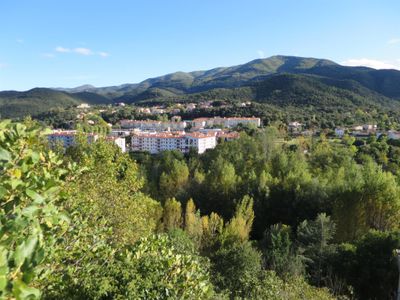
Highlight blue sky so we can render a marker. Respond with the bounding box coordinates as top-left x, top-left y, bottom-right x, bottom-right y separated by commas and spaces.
1, 0, 400, 90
